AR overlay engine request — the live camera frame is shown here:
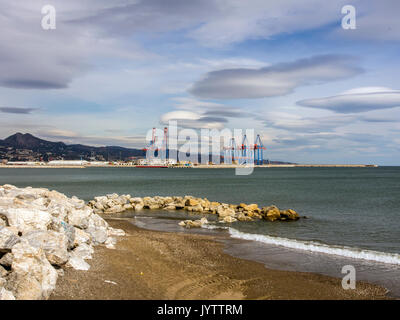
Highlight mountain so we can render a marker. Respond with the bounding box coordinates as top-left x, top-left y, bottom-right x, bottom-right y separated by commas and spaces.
0, 133, 145, 161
